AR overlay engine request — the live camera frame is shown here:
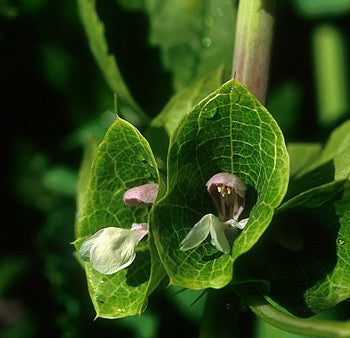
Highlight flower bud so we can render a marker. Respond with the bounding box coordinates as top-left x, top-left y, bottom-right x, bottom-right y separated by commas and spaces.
123, 183, 158, 206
